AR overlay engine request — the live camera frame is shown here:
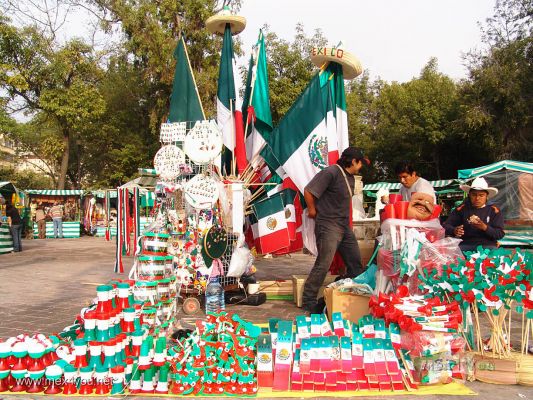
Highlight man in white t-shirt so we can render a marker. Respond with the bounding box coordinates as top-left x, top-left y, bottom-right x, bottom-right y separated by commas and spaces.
383, 161, 435, 203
